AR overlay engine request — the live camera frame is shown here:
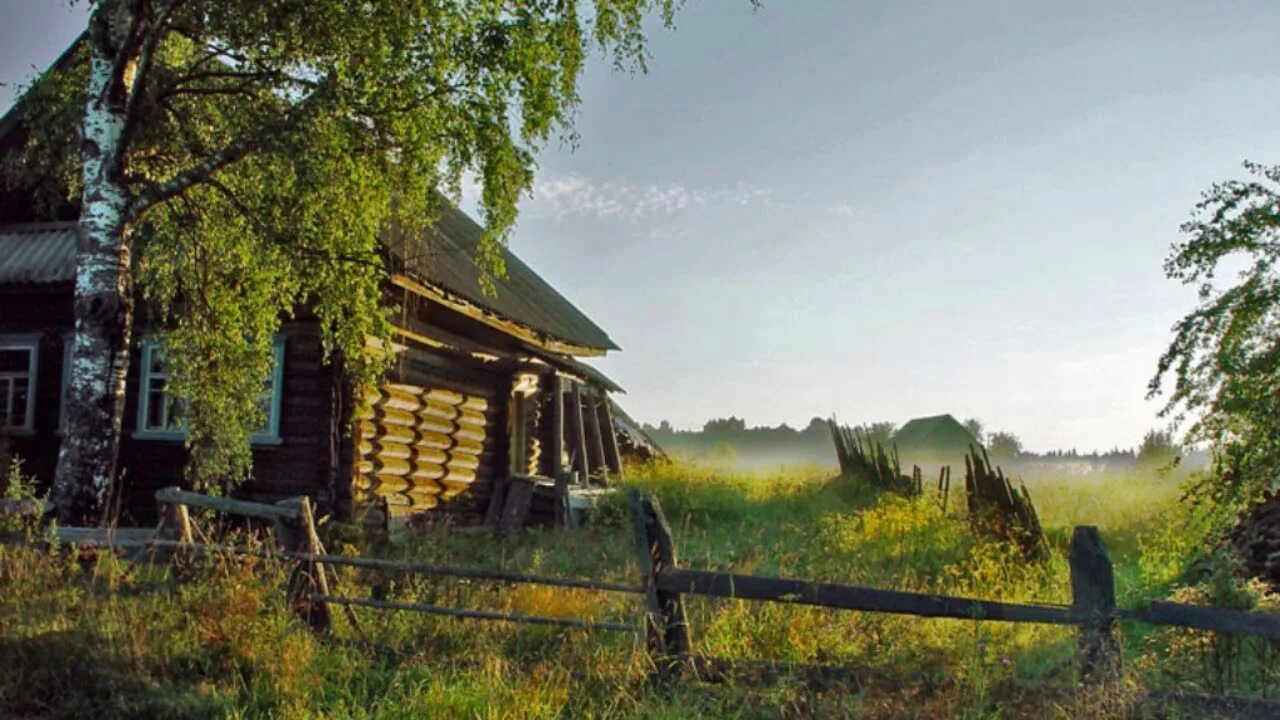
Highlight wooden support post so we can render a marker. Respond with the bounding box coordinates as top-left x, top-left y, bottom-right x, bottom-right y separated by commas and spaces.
570, 382, 590, 486
586, 392, 609, 485
550, 376, 565, 480
553, 470, 574, 529
600, 397, 625, 483
629, 489, 692, 679
276, 496, 332, 632
1070, 525, 1120, 687
156, 486, 193, 544
497, 475, 536, 536
484, 476, 509, 528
